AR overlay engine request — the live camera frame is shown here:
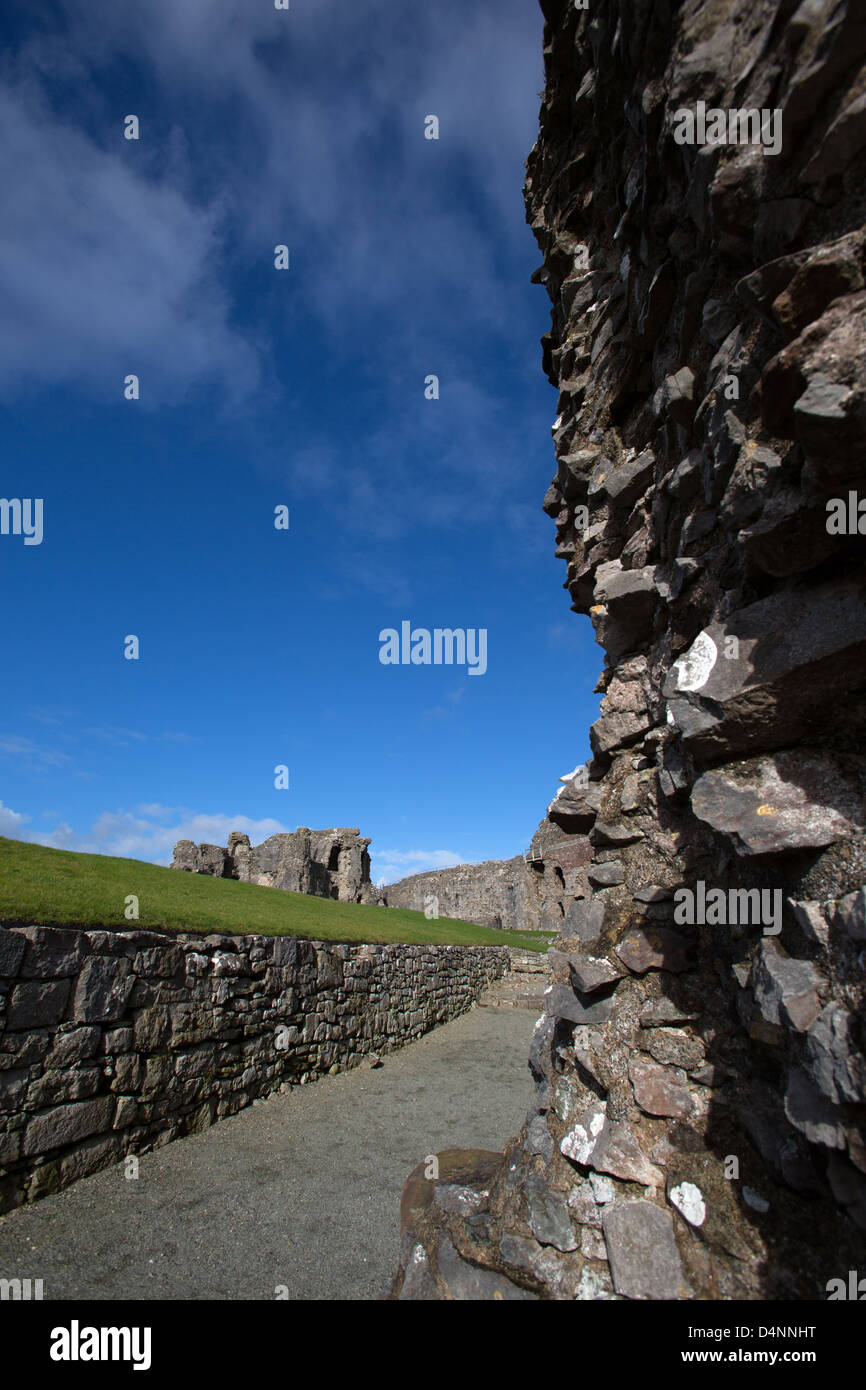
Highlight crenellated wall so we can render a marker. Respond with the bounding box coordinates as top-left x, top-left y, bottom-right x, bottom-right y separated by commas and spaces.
391, 0, 866, 1300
